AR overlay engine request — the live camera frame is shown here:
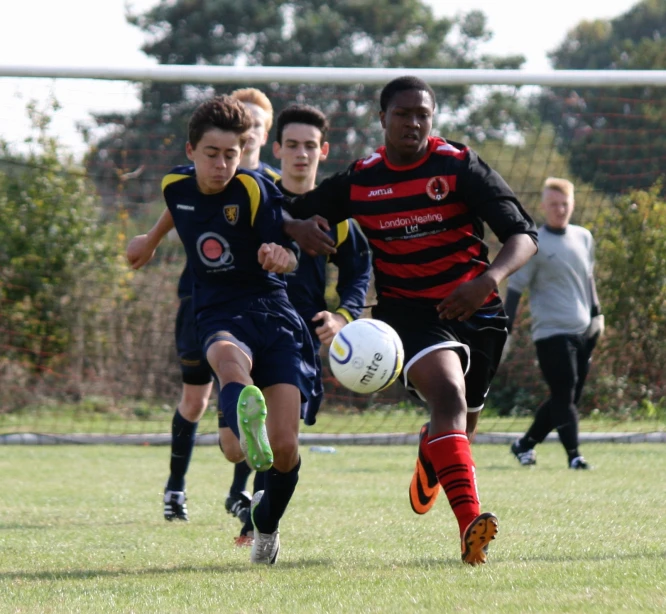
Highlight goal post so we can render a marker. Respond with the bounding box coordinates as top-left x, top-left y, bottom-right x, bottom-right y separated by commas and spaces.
1, 64, 665, 444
